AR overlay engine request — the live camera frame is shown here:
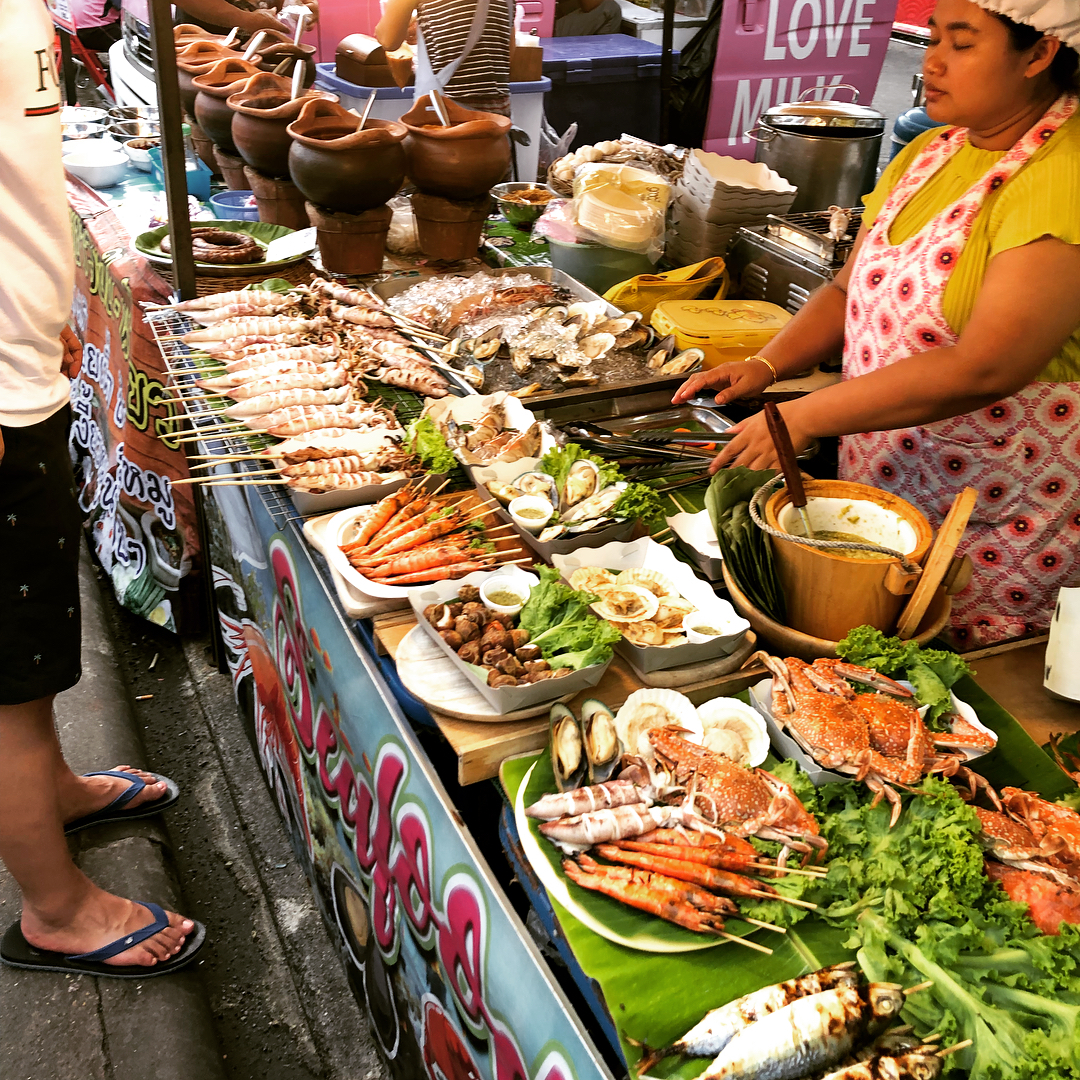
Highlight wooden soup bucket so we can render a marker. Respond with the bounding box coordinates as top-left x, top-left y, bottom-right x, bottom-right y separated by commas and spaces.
764, 479, 933, 641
